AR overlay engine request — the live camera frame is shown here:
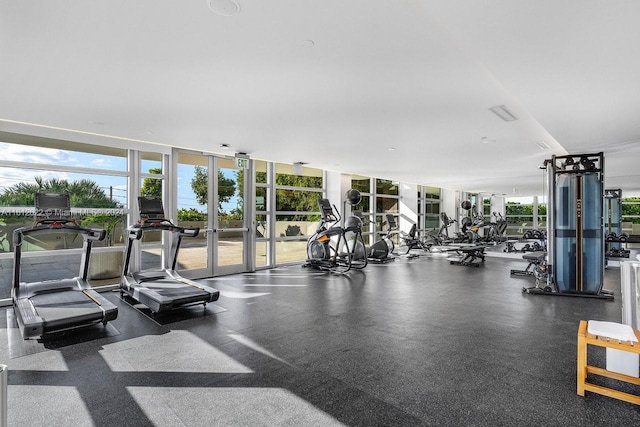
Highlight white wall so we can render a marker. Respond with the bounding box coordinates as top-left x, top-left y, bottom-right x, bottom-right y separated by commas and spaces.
400, 182, 418, 233
325, 171, 354, 221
